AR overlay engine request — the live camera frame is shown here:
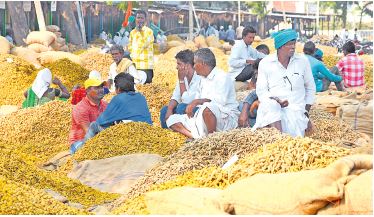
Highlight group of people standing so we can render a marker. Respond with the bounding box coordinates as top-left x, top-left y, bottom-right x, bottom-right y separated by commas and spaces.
21, 10, 366, 154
